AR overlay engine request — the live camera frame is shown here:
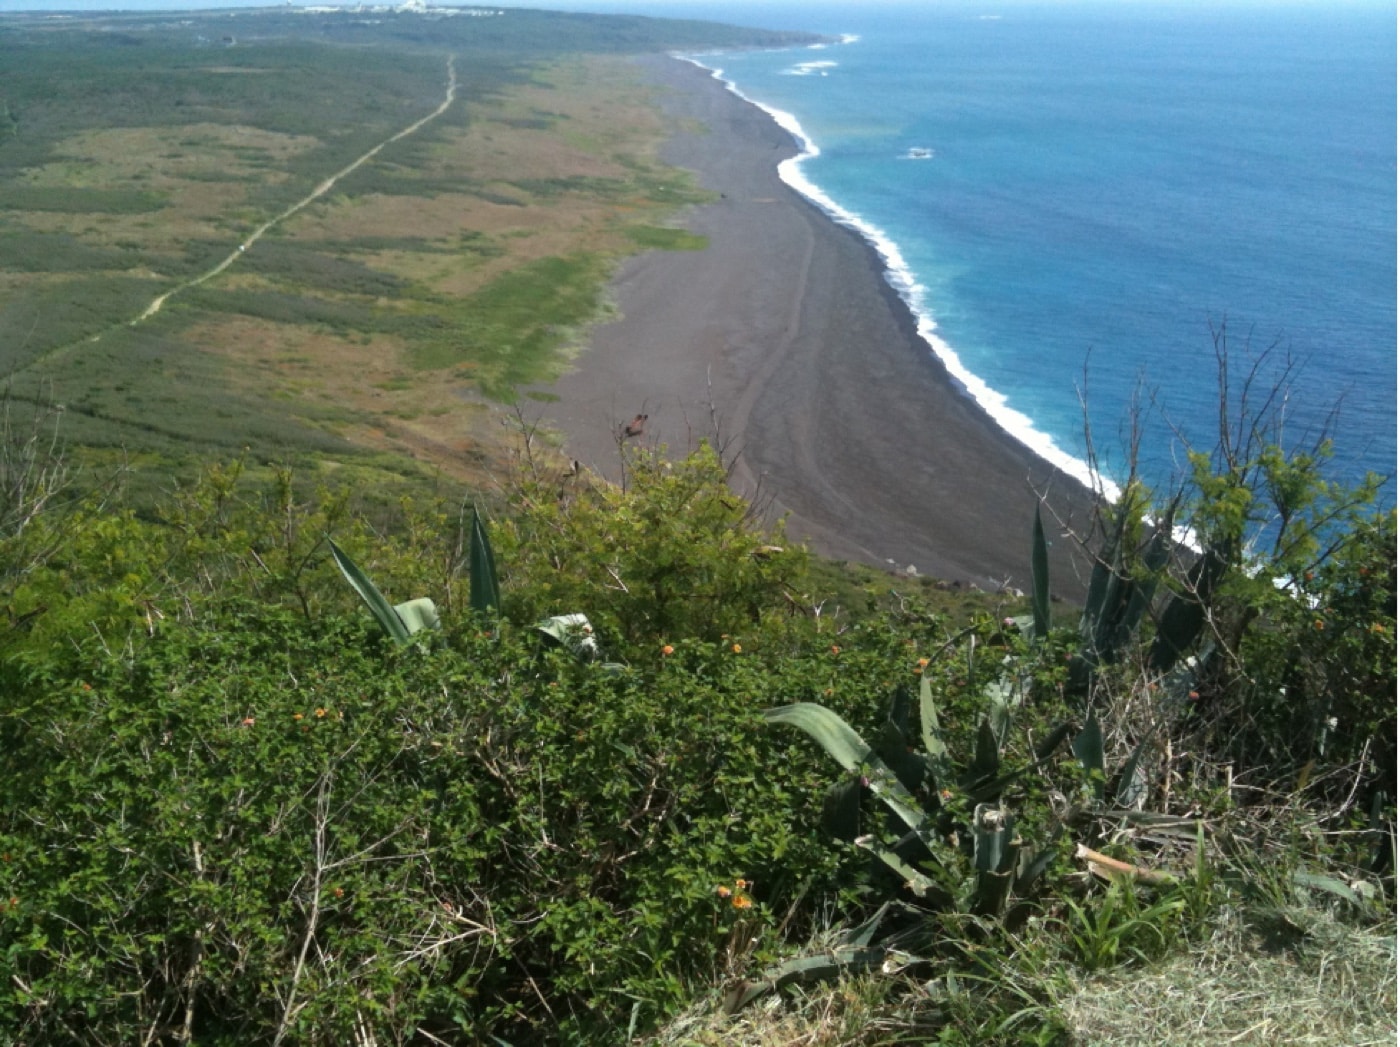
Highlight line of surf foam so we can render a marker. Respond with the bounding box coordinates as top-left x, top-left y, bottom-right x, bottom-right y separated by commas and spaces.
678, 53, 1120, 503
